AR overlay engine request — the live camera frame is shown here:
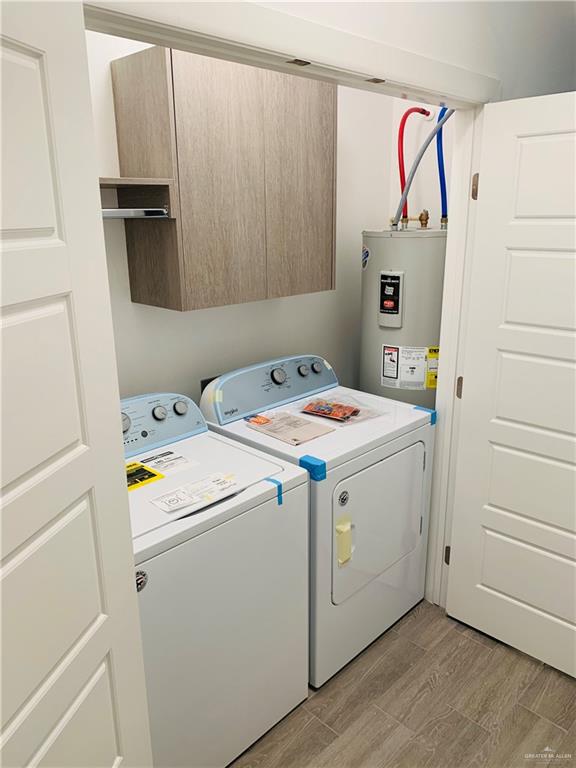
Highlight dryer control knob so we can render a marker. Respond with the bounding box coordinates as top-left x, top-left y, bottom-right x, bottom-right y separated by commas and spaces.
121, 412, 131, 434
152, 405, 167, 421
311, 361, 323, 374
270, 367, 287, 385
297, 364, 310, 377
173, 400, 188, 416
